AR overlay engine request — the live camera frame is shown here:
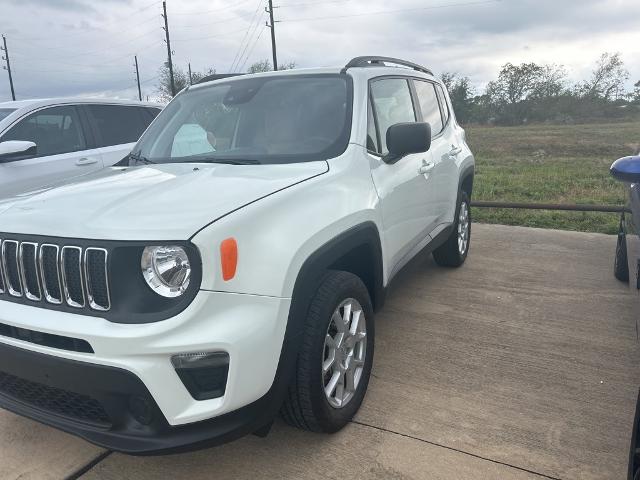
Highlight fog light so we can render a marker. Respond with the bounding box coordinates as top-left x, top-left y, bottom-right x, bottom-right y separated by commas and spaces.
171, 352, 229, 401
